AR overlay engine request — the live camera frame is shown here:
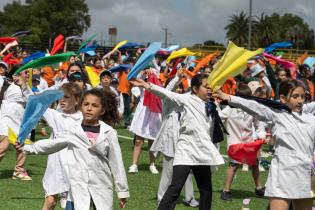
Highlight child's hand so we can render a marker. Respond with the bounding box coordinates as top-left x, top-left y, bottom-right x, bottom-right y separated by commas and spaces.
130, 78, 151, 89
212, 90, 231, 102
119, 198, 127, 209
14, 142, 24, 151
